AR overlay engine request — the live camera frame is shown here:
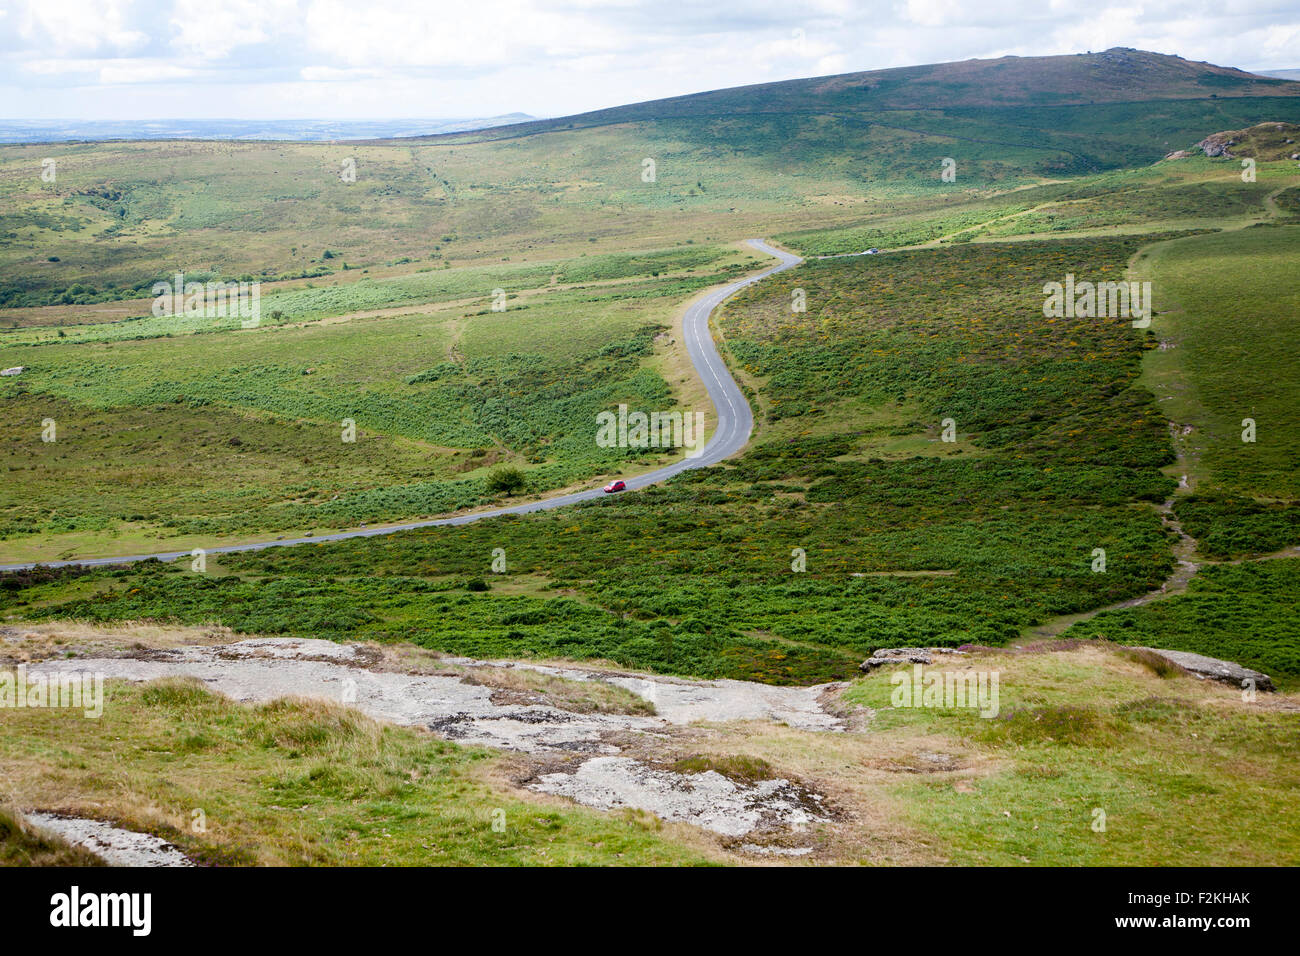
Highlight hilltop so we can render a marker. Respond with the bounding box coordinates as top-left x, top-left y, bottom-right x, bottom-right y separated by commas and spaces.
432, 48, 1300, 142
